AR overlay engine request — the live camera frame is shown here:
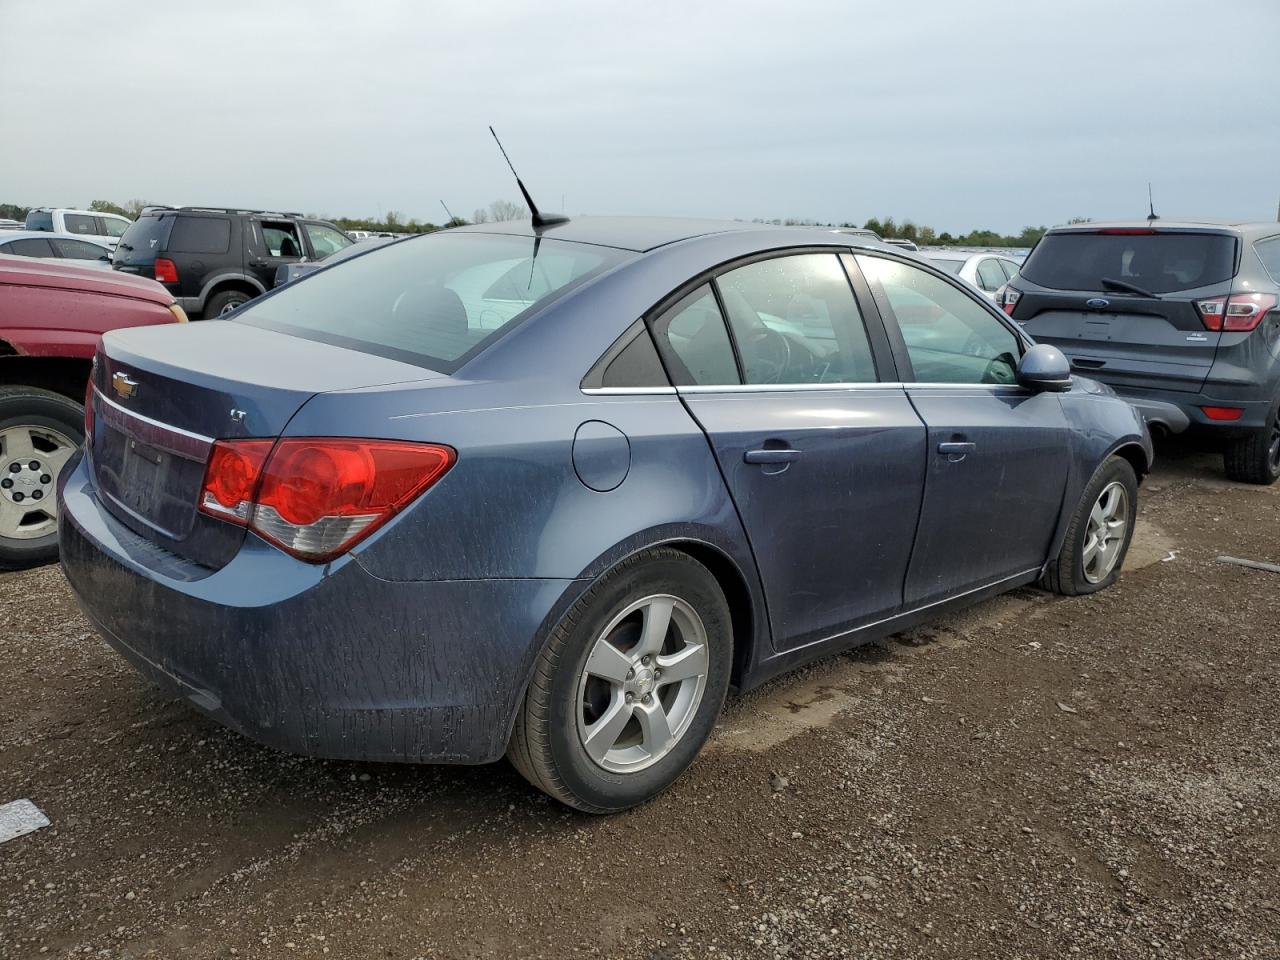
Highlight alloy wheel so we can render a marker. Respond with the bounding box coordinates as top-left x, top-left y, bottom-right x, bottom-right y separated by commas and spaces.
0, 425, 76, 541
1082, 480, 1129, 583
575, 594, 709, 774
